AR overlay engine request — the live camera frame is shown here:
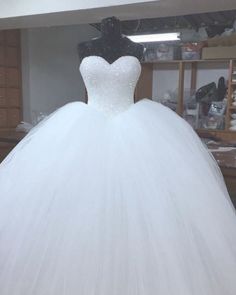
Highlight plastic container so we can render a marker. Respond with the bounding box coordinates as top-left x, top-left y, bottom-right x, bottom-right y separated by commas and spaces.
181, 43, 203, 60
156, 44, 174, 60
